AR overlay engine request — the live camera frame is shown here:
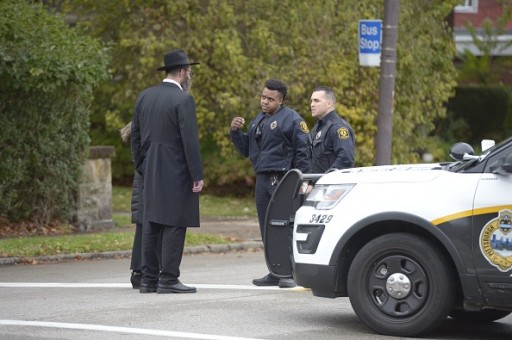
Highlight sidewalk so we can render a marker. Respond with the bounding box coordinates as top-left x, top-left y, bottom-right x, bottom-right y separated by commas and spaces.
0, 217, 263, 266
